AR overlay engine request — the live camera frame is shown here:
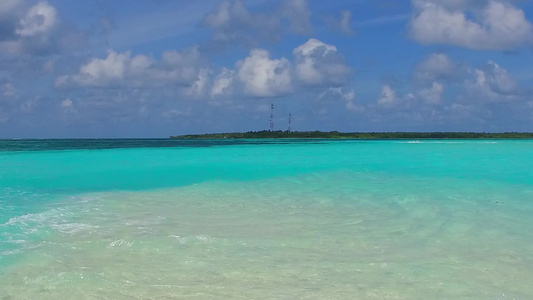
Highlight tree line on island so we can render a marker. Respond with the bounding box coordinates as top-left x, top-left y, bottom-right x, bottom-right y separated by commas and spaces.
171, 131, 533, 139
